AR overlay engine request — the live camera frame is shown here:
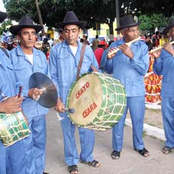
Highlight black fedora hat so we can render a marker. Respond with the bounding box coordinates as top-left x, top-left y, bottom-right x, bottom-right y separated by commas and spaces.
10, 16, 43, 35
56, 11, 87, 28
0, 11, 7, 23
116, 14, 140, 31
163, 16, 174, 35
